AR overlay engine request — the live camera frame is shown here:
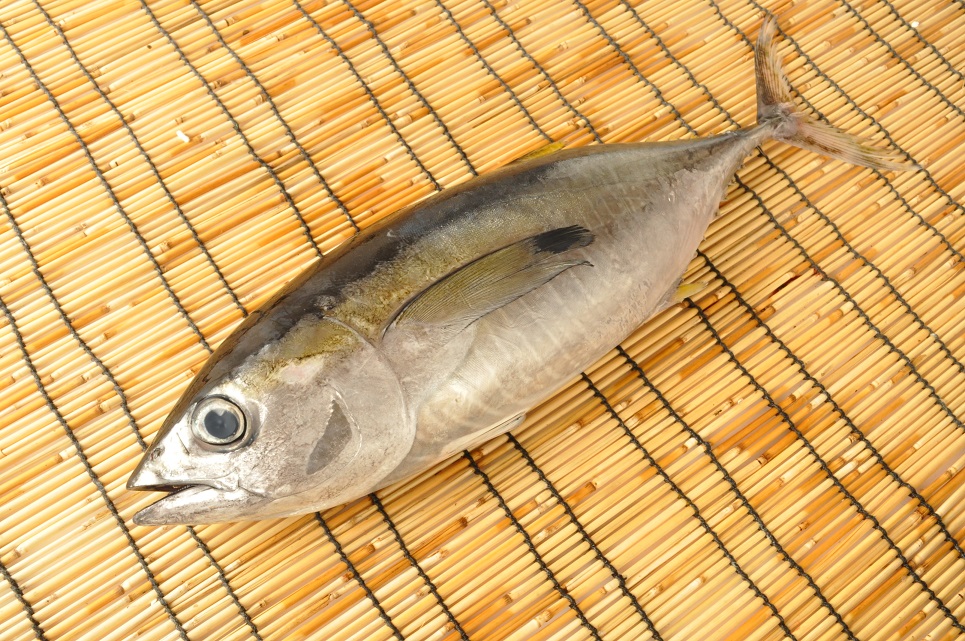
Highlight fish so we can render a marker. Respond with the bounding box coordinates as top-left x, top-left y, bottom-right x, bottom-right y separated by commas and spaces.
127, 16, 916, 525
